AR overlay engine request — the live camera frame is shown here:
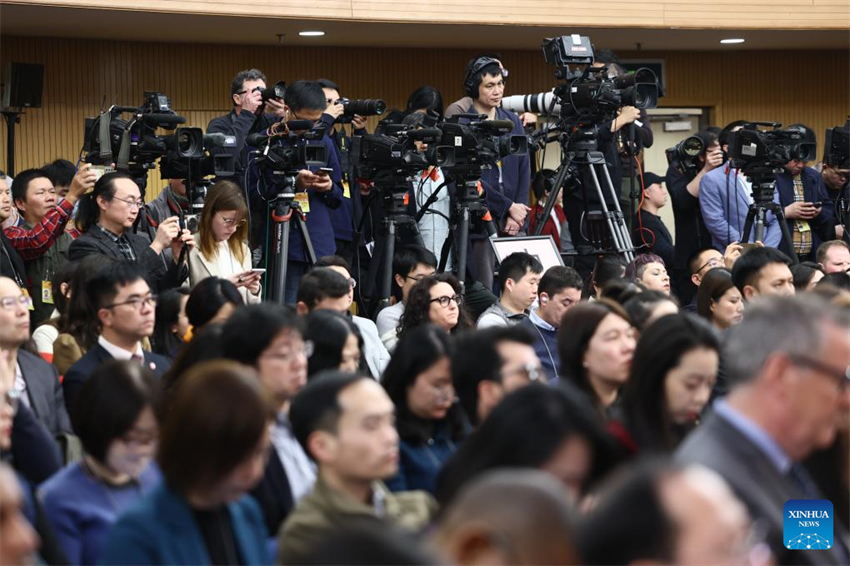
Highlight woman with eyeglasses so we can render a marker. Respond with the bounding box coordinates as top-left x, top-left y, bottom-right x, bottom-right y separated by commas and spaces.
382, 325, 467, 494
397, 273, 472, 339
39, 360, 163, 565
188, 180, 261, 304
